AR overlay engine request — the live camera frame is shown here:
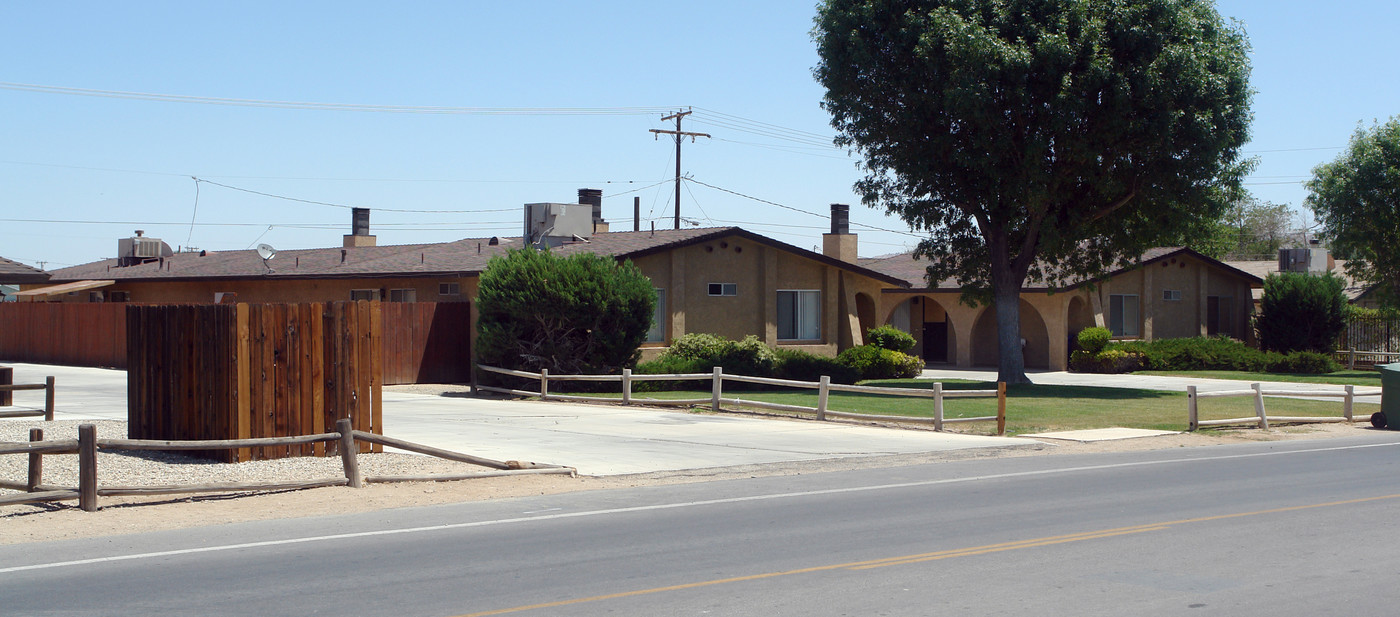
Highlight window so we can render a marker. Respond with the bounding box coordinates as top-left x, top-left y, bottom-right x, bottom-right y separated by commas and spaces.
708, 283, 737, 296
349, 289, 376, 302
389, 288, 416, 303
108, 291, 130, 302
646, 288, 666, 343
89, 291, 105, 302
777, 290, 821, 340
1162, 290, 1182, 301
1109, 294, 1140, 337
1207, 296, 1234, 337
439, 282, 460, 296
